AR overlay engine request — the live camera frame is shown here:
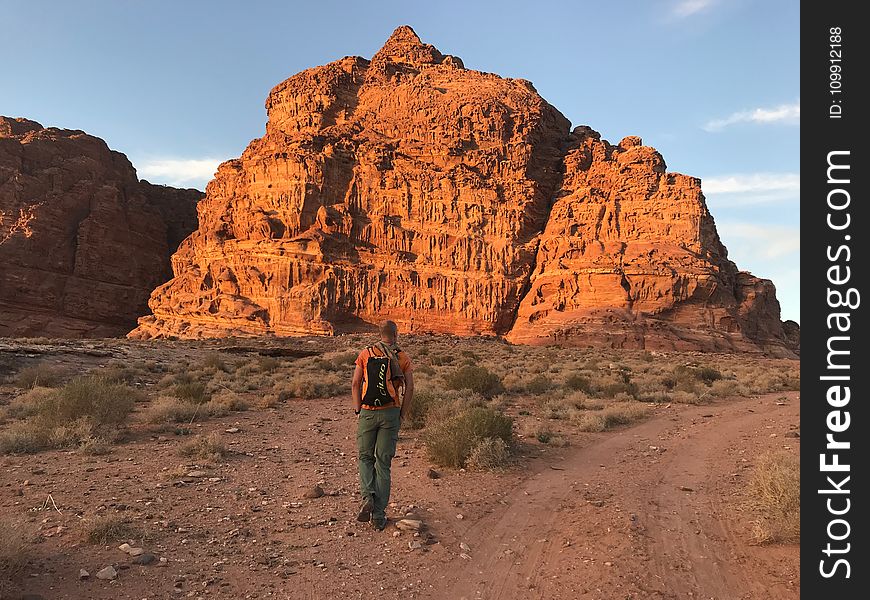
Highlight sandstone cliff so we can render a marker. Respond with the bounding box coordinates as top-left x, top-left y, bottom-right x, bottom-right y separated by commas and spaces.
131, 26, 796, 355
0, 117, 202, 337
